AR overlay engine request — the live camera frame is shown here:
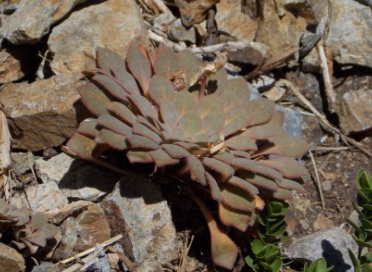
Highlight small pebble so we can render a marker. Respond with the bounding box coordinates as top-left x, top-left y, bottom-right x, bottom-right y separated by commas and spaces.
321, 180, 332, 191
